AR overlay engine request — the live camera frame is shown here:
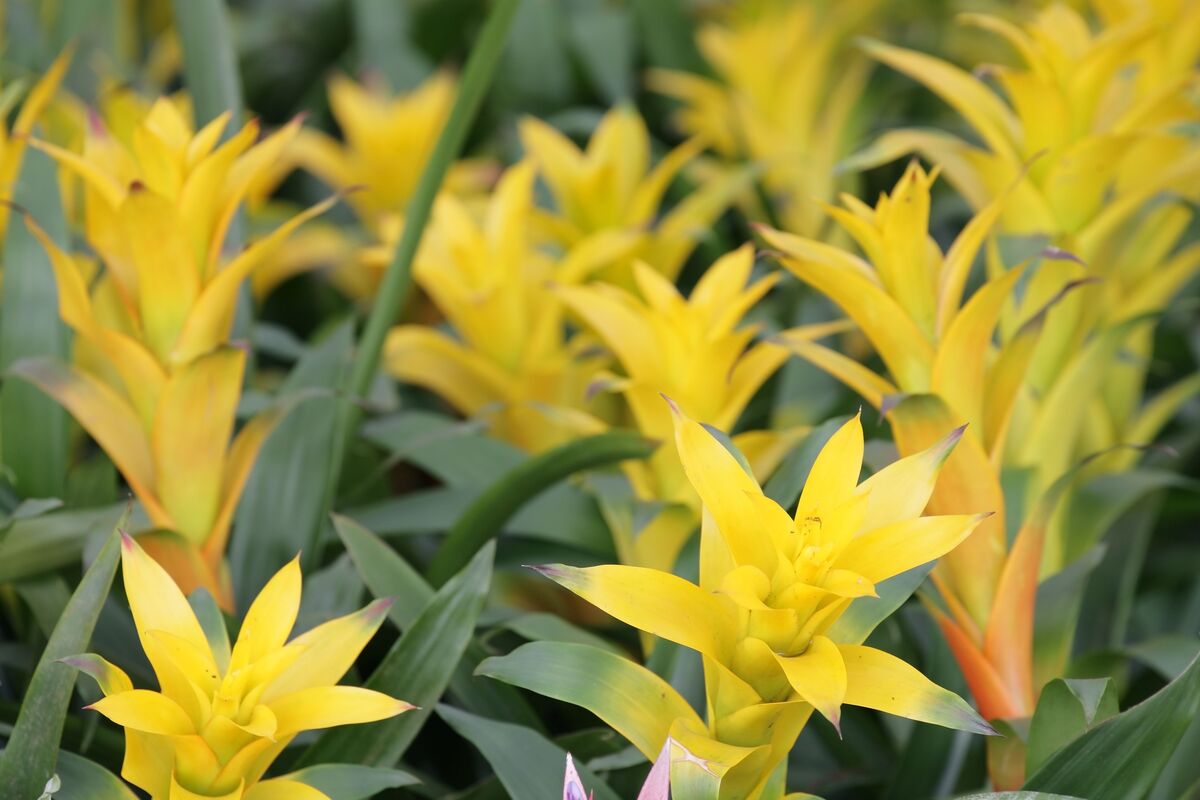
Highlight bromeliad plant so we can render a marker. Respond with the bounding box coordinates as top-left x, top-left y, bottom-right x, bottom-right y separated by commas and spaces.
248, 71, 496, 300
557, 244, 817, 575
484, 402, 993, 799
648, 0, 877, 237
64, 533, 410, 800
520, 105, 746, 284
758, 158, 1199, 785
14, 100, 333, 605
